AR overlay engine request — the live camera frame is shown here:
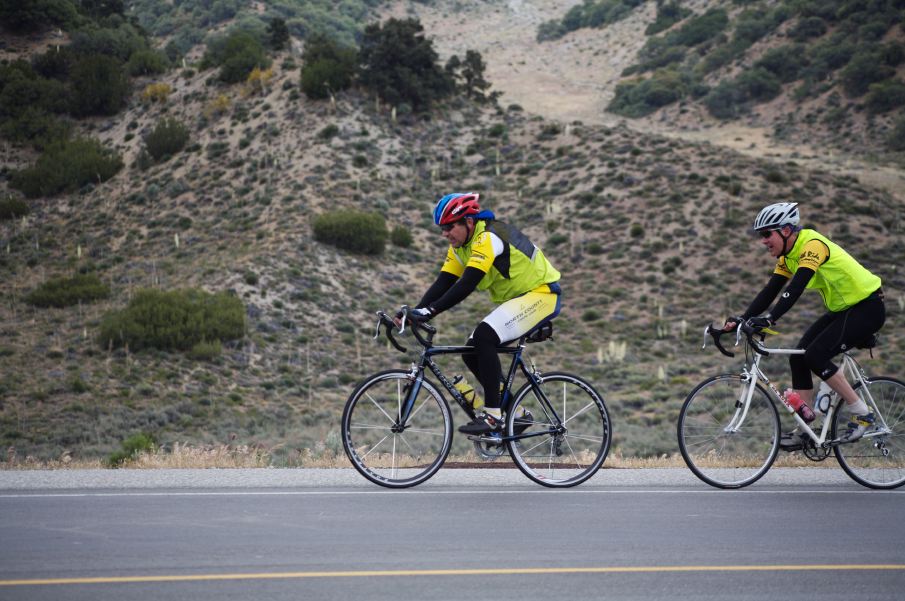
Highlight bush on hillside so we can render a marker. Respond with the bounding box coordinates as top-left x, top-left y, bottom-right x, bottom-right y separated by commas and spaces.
734, 68, 782, 102
840, 49, 896, 97
68, 53, 131, 117
866, 80, 905, 114
358, 18, 453, 112
25, 273, 111, 308
98, 288, 245, 353
790, 16, 827, 41
125, 49, 169, 76
754, 44, 808, 83
608, 71, 686, 117
313, 210, 388, 255
0, 197, 29, 220
300, 33, 356, 100
201, 30, 271, 84
11, 136, 123, 198
144, 117, 190, 162
803, 35, 856, 80
390, 225, 413, 248
0, 0, 79, 32
887, 117, 905, 151
645, 1, 691, 36
0, 62, 70, 119
703, 80, 742, 120
0, 107, 71, 148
